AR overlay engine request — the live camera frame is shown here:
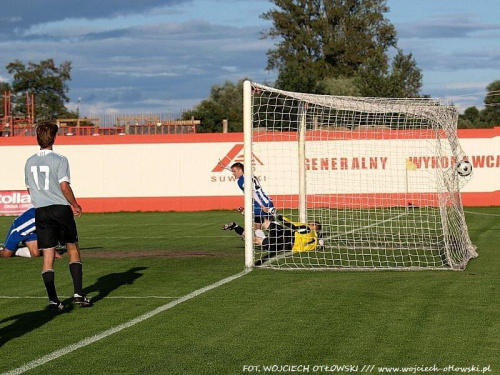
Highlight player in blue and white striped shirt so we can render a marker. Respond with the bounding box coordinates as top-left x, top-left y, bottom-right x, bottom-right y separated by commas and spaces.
230, 162, 274, 228
1, 208, 39, 258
